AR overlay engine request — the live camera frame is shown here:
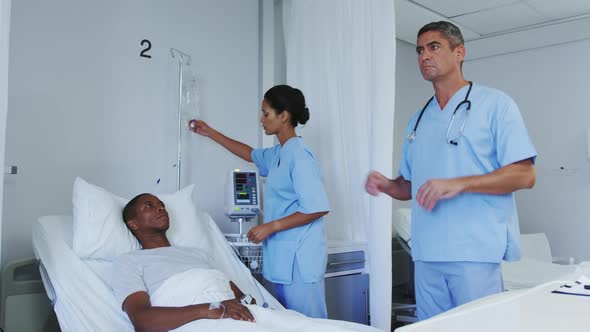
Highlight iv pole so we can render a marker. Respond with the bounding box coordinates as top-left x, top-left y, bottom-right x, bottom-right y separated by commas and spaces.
170, 48, 192, 191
